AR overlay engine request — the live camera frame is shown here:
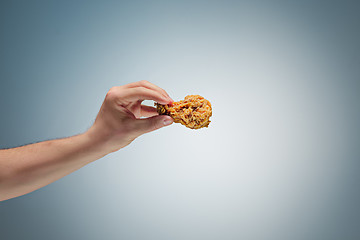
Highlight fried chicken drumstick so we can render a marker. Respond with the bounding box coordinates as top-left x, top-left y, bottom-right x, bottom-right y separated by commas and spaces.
155, 95, 212, 129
